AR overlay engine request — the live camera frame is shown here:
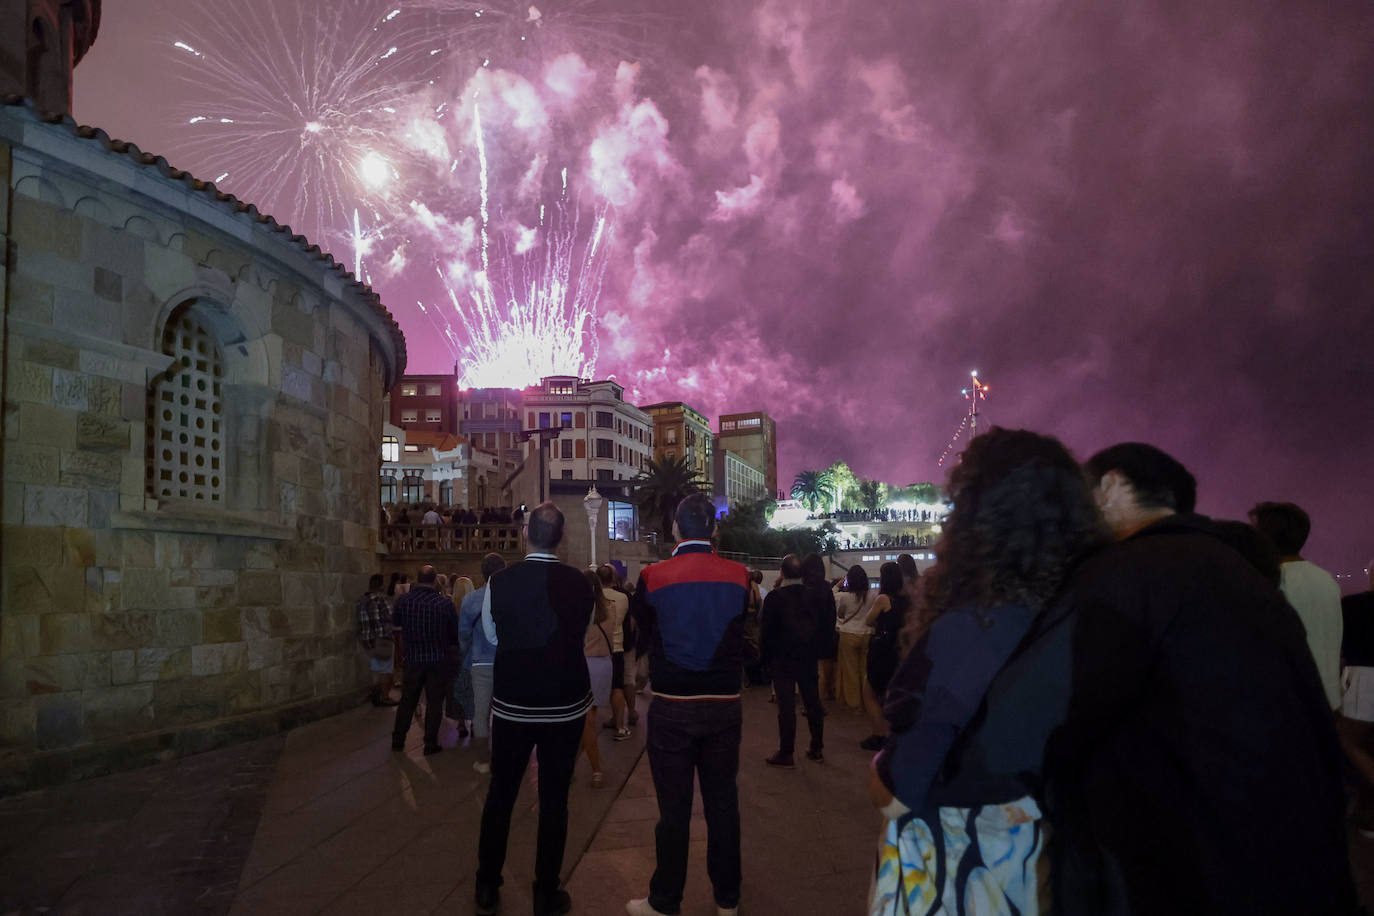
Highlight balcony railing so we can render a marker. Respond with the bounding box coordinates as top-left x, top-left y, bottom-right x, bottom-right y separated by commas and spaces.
383, 523, 524, 555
